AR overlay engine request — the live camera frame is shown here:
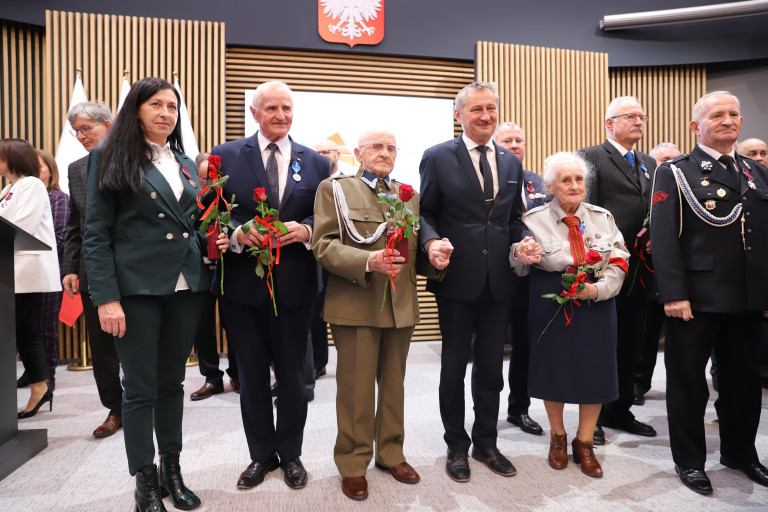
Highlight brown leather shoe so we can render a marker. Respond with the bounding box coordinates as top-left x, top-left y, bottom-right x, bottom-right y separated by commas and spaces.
190, 380, 224, 401
93, 414, 122, 438
374, 461, 420, 484
548, 432, 568, 469
572, 437, 603, 477
231, 376, 240, 394
341, 476, 368, 500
